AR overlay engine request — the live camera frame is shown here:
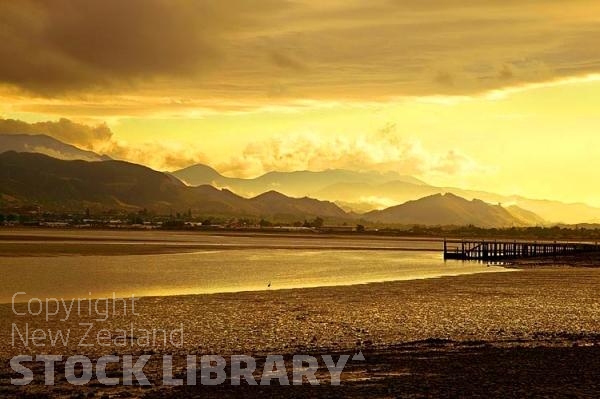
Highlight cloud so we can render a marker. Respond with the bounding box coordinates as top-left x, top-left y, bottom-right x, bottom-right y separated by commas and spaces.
0, 0, 285, 94
216, 124, 486, 179
269, 51, 308, 72
435, 72, 454, 86
0, 118, 207, 170
498, 64, 515, 80
0, 118, 112, 148
0, 116, 489, 178
100, 139, 208, 171
1, 0, 599, 111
